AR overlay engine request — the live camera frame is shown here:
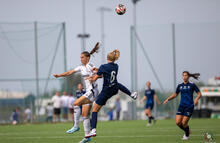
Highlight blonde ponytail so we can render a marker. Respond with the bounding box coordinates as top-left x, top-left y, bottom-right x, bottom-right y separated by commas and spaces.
107, 49, 120, 62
